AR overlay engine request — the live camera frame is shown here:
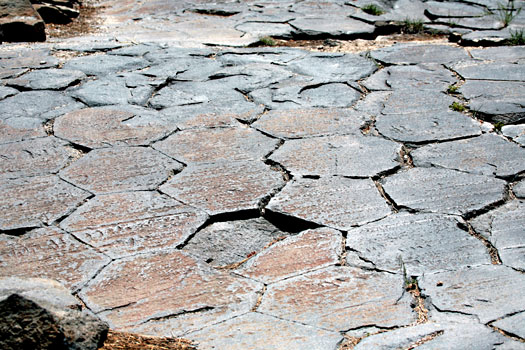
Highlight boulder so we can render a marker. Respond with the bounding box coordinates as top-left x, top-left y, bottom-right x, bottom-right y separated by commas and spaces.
33, 3, 79, 24
0, 0, 46, 42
